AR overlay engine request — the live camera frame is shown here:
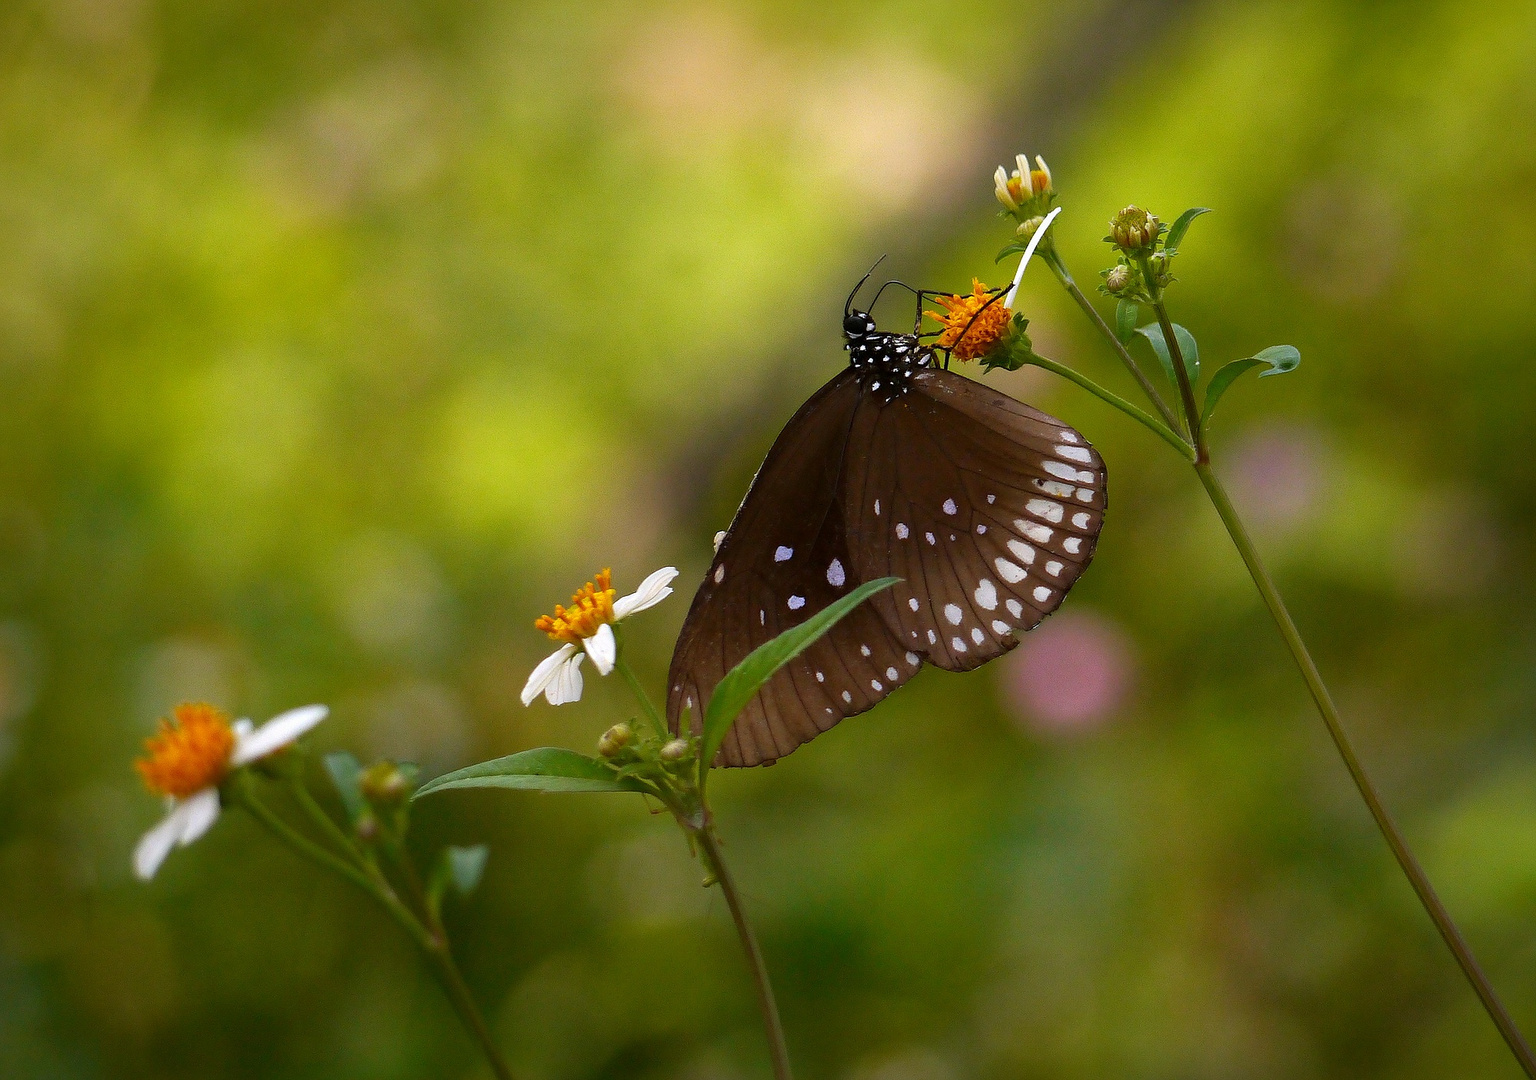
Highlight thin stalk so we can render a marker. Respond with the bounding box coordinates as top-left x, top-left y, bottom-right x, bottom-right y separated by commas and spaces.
616, 651, 670, 741
1025, 350, 1194, 460
1137, 255, 1204, 457
1194, 463, 1536, 1076
1040, 246, 1183, 433
697, 824, 793, 1080
251, 778, 520, 1080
